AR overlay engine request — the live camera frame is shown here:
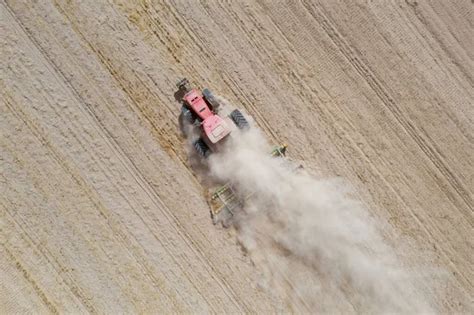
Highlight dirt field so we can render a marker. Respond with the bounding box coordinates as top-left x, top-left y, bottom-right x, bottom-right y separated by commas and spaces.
1, 0, 472, 313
